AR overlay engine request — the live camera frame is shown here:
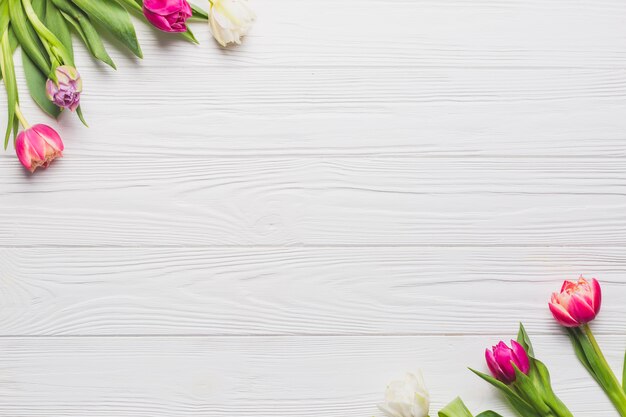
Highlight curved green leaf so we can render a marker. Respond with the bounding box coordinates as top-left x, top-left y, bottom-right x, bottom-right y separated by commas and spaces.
0, 29, 18, 148
53, 0, 116, 68
191, 4, 209, 20
70, 0, 142, 58
22, 49, 61, 118
439, 397, 474, 417
476, 412, 505, 417
8, 0, 50, 75
45, 0, 73, 63
622, 350, 625, 393
516, 323, 535, 357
